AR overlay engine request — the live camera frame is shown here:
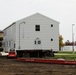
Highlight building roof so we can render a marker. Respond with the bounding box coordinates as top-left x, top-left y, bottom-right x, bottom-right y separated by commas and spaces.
16, 13, 60, 23
0, 30, 3, 33
3, 13, 60, 31
3, 22, 16, 31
